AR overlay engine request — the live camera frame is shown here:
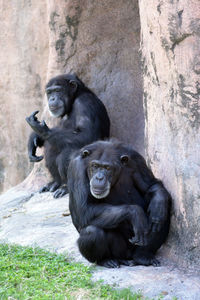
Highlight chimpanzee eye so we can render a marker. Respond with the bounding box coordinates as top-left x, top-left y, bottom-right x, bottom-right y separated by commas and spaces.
106, 166, 111, 170
81, 149, 90, 158
69, 80, 78, 90
120, 155, 129, 164
92, 163, 98, 169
